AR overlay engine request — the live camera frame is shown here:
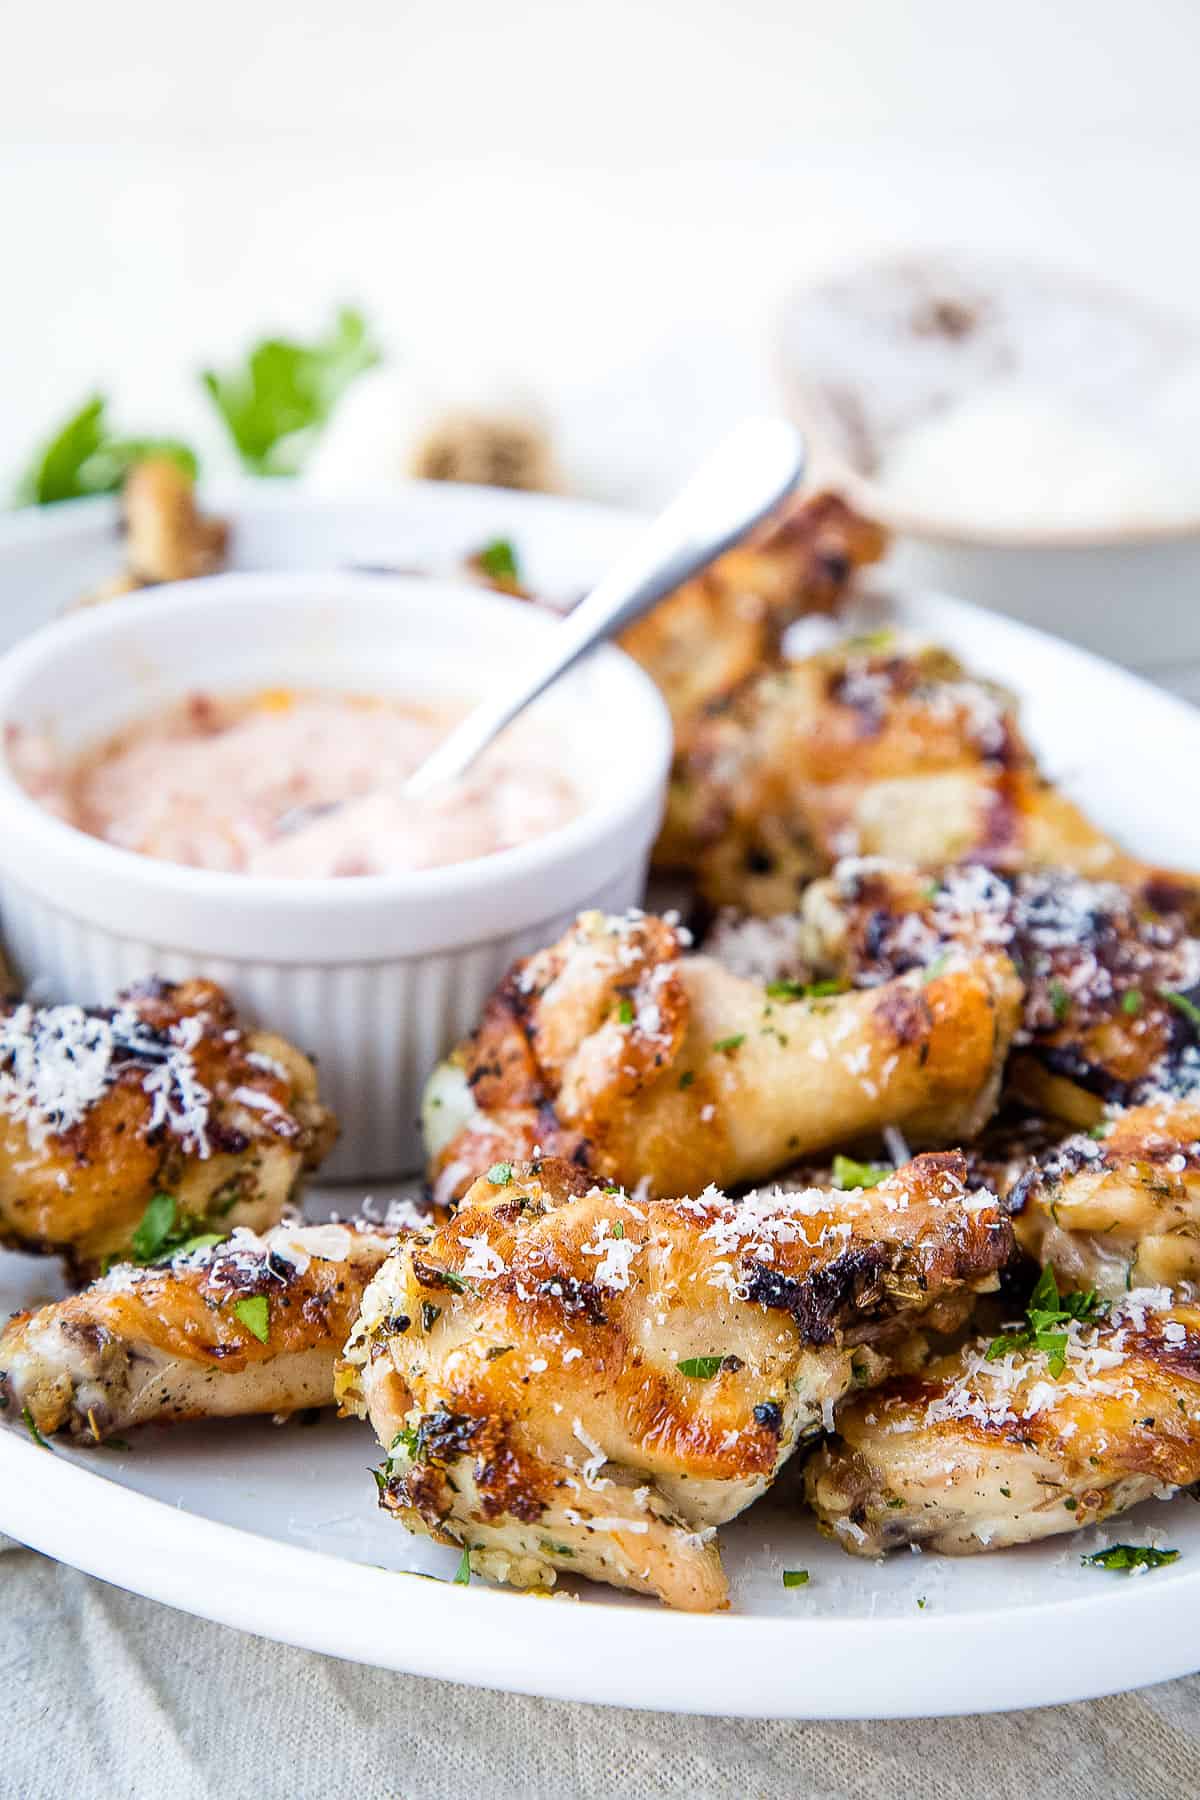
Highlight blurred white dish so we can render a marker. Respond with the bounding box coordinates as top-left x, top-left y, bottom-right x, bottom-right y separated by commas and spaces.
1, 483, 1199, 1717
0, 569, 671, 1178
